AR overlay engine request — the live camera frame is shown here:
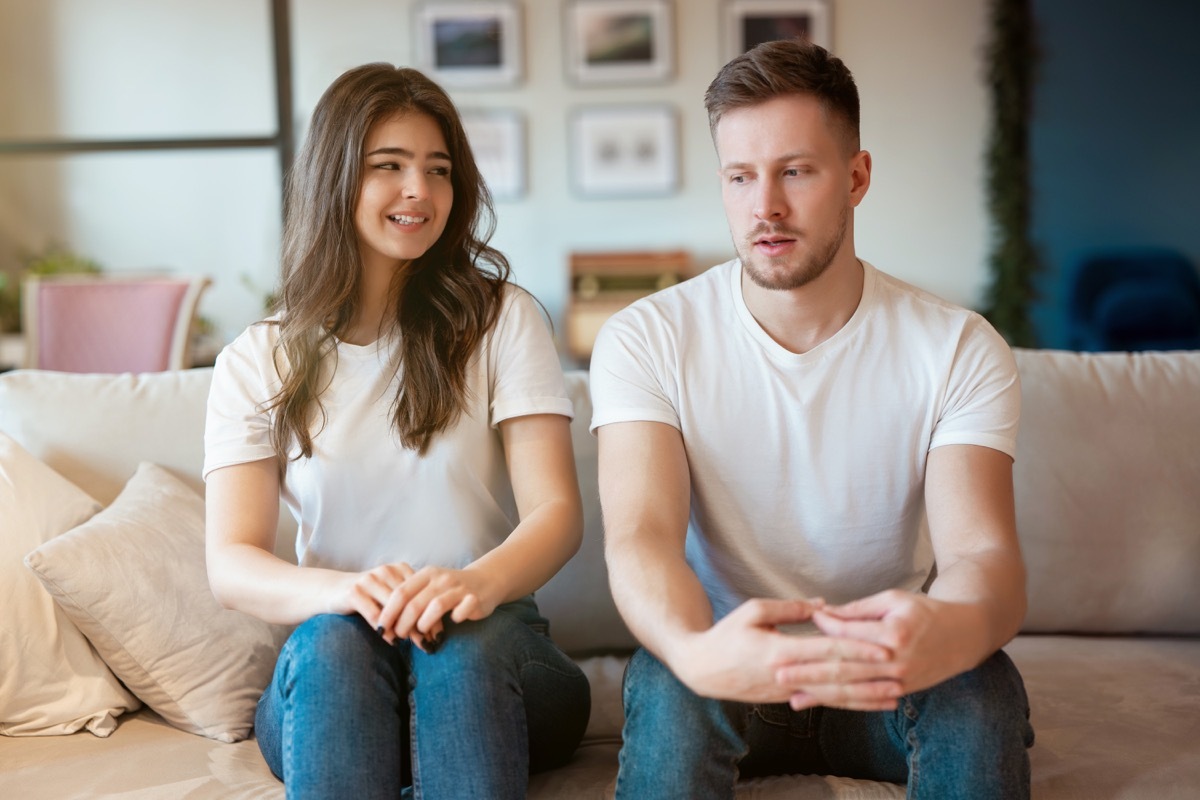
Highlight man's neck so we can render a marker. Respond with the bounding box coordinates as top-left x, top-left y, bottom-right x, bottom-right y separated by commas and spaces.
741, 254, 866, 355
